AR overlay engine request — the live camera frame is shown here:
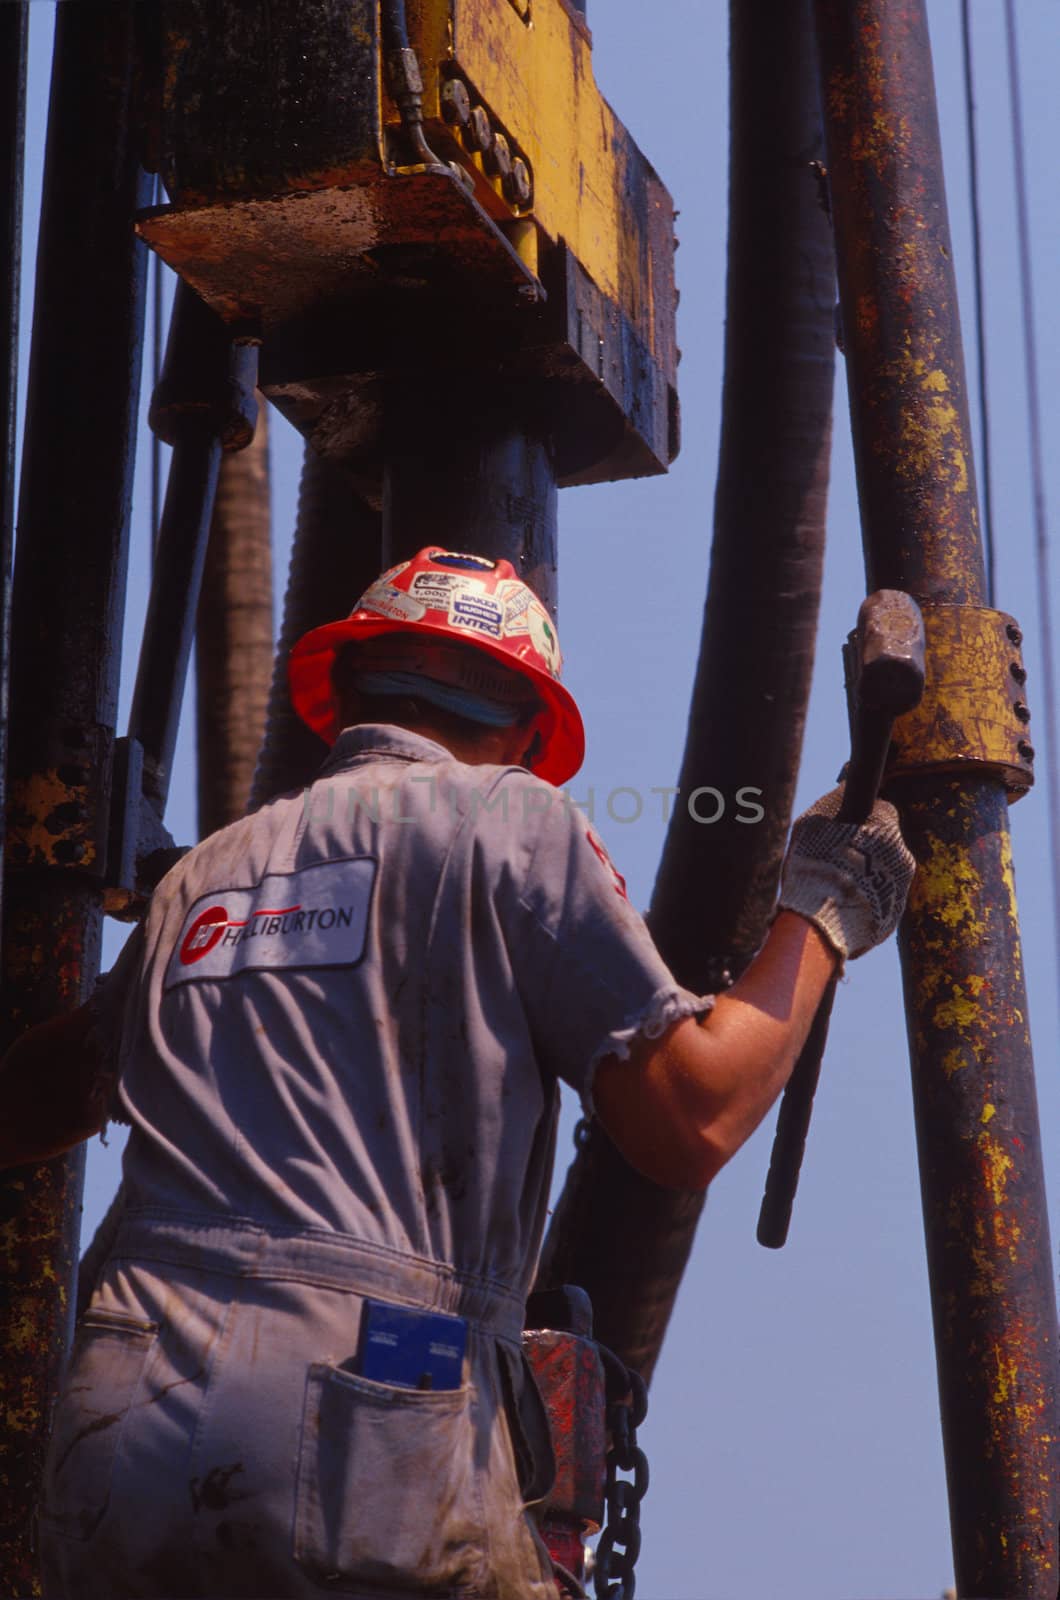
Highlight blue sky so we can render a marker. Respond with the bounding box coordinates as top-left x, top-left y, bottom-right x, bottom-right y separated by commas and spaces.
17, 4, 1060, 1596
